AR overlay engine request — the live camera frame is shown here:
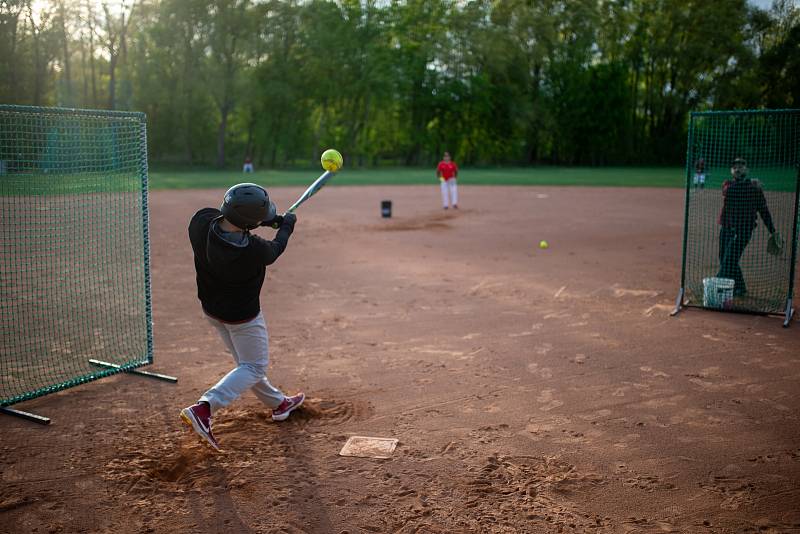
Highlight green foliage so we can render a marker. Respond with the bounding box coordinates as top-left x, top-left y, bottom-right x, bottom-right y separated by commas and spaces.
2, 0, 798, 167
